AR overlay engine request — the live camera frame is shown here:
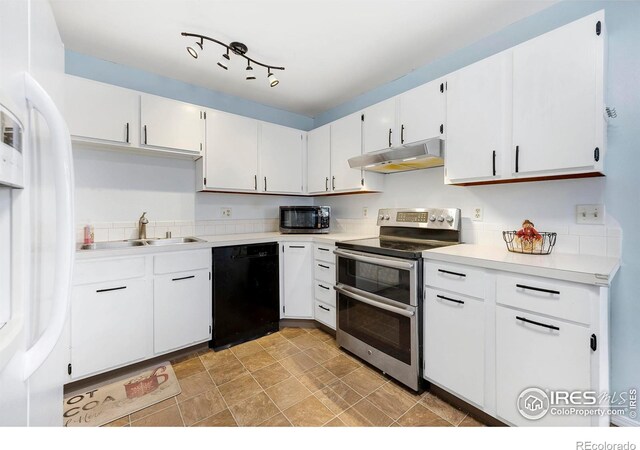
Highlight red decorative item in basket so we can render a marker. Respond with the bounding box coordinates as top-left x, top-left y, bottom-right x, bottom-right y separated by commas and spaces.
503, 220, 557, 255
